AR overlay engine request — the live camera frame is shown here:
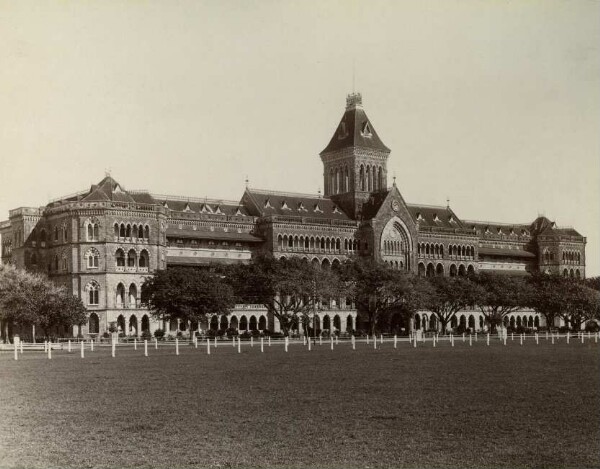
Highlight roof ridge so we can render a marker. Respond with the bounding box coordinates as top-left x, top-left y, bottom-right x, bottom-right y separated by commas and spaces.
407, 203, 451, 210
248, 188, 325, 200
462, 219, 530, 226
130, 191, 241, 206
